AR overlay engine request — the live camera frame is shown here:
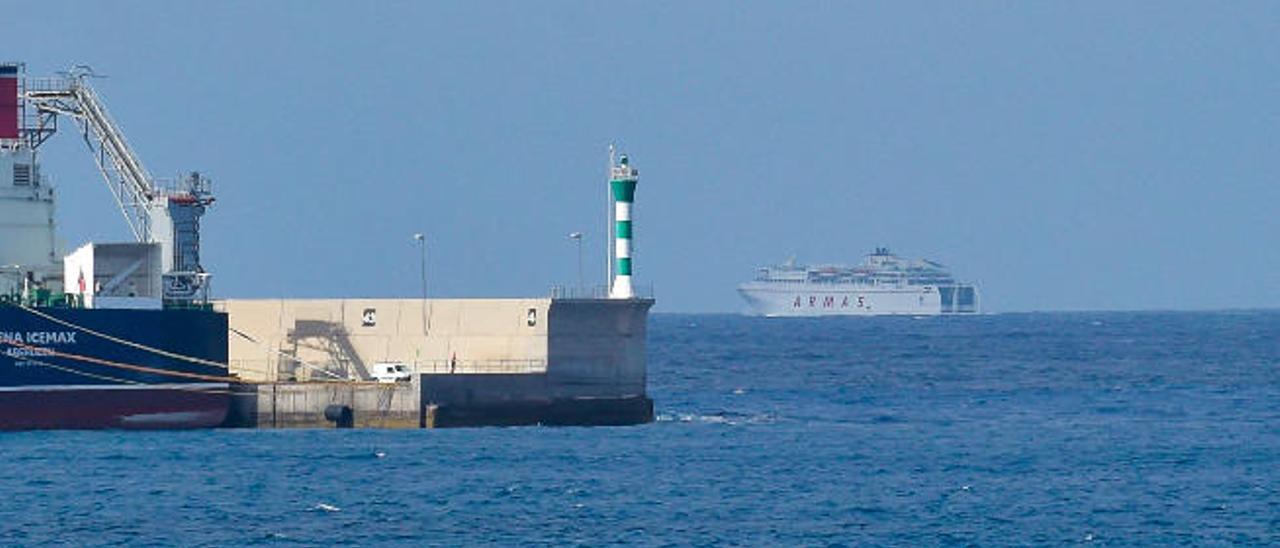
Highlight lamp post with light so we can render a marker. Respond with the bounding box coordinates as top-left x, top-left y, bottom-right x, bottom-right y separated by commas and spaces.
413, 233, 427, 337
412, 233, 427, 299
568, 232, 583, 295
